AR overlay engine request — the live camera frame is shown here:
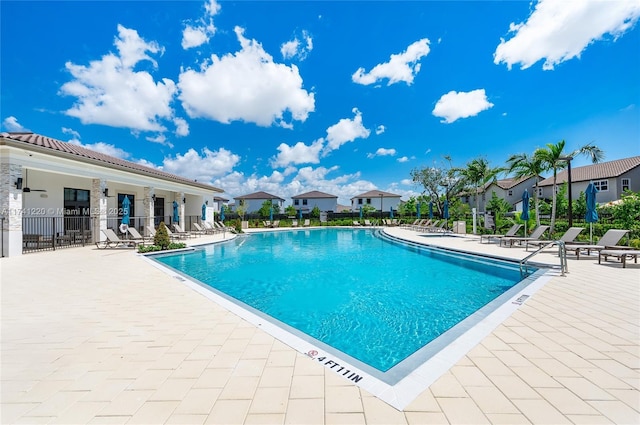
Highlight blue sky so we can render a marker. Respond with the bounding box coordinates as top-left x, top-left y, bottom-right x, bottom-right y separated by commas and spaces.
2, 0, 639, 205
